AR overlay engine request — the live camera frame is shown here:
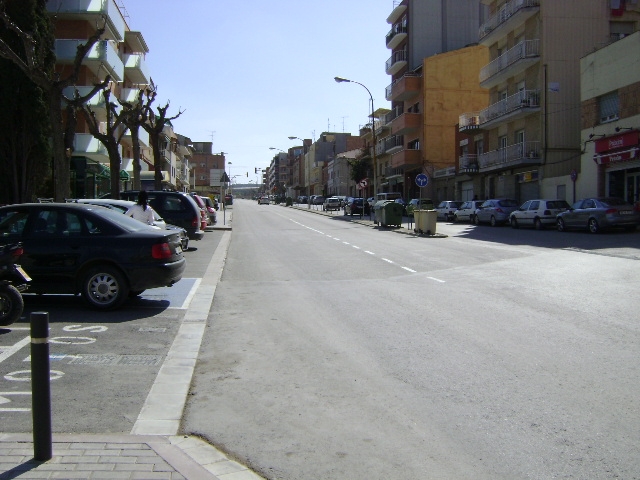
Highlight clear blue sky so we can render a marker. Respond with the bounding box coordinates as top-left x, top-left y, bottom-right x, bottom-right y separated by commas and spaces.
121, 0, 395, 178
